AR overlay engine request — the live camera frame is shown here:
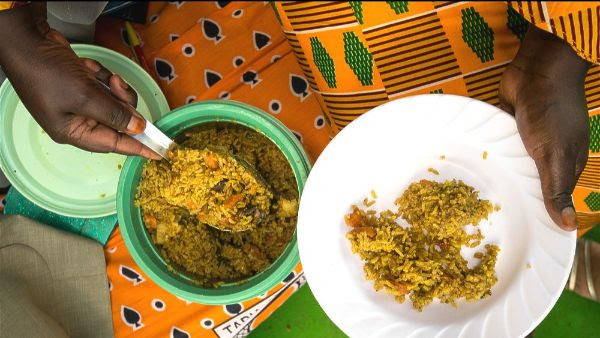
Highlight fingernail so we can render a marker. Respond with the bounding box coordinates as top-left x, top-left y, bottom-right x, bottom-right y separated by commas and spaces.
126, 114, 145, 134
561, 207, 578, 231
